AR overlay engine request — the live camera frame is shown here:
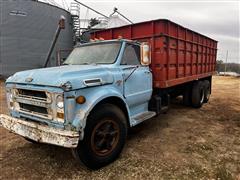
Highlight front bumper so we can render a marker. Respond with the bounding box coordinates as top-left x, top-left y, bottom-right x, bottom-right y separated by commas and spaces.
0, 114, 79, 148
